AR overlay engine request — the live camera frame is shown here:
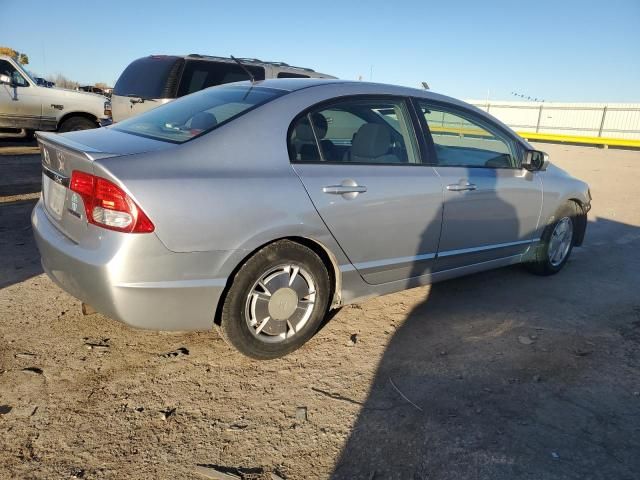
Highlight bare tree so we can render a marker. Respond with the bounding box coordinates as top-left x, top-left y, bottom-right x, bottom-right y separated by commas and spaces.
46, 73, 79, 90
